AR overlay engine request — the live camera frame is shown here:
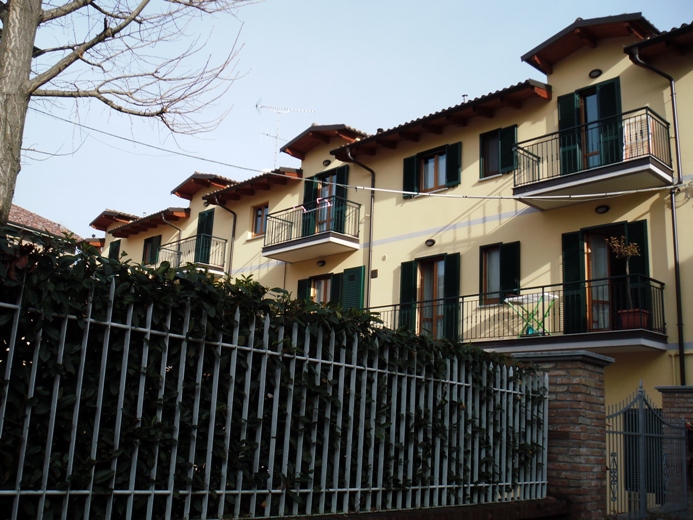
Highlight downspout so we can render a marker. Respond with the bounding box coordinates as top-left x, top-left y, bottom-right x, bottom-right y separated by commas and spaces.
629, 47, 686, 385
161, 215, 182, 267
346, 149, 375, 309
212, 195, 237, 277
